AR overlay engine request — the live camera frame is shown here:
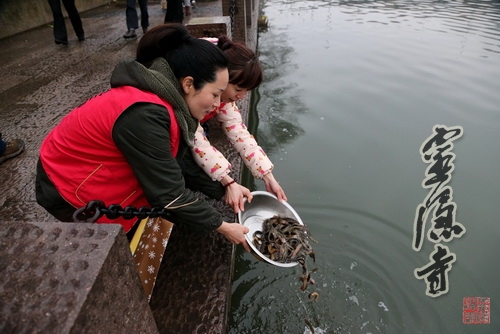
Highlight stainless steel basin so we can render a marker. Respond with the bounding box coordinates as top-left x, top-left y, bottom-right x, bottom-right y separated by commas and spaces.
238, 191, 304, 267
